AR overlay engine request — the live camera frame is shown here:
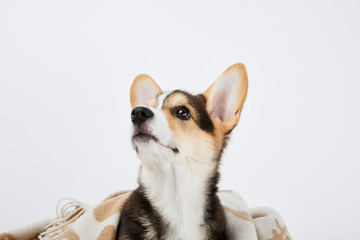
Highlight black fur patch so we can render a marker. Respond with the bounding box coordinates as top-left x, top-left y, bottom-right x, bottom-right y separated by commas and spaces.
203, 170, 227, 240
116, 186, 169, 240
